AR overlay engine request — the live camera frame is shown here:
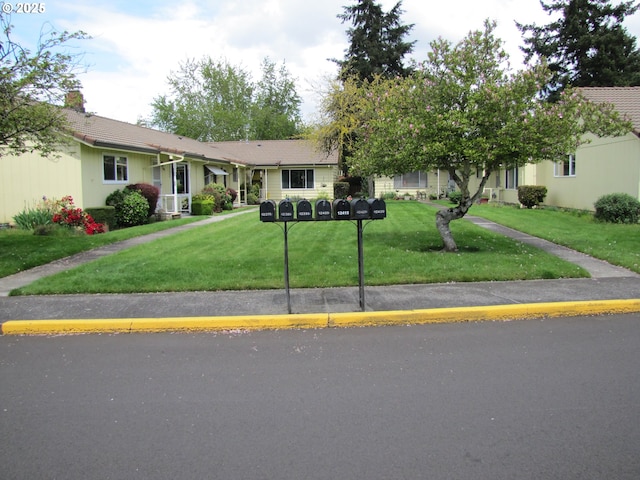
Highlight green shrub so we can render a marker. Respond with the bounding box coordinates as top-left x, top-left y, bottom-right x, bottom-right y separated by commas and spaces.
448, 191, 462, 204
247, 193, 259, 205
85, 207, 116, 231
116, 191, 149, 227
192, 198, 214, 215
518, 185, 548, 208
106, 189, 128, 209
200, 183, 229, 212
126, 183, 160, 216
594, 193, 640, 224
334, 182, 350, 199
